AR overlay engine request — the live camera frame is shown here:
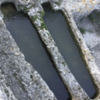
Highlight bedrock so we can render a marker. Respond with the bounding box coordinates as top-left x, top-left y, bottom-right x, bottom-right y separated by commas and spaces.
0, 0, 100, 100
